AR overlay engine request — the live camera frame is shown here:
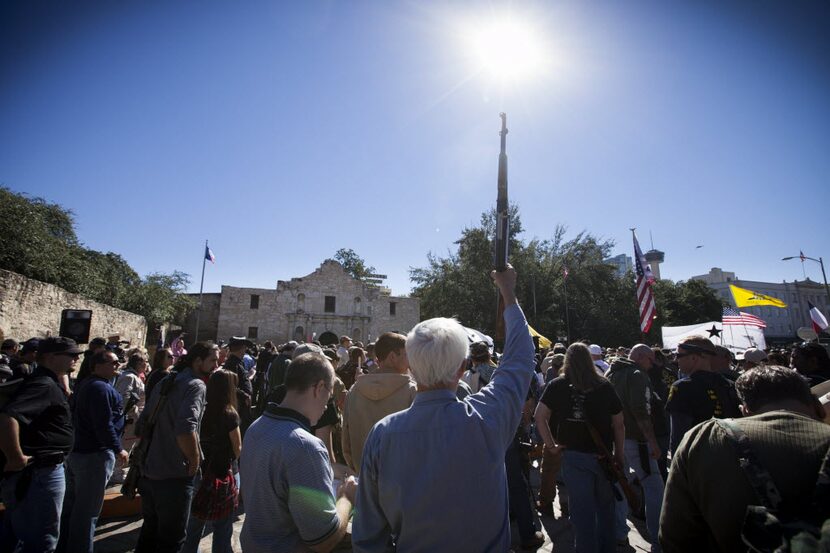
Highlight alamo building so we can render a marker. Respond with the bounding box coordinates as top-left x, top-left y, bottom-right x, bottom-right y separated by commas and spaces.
183, 260, 421, 345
